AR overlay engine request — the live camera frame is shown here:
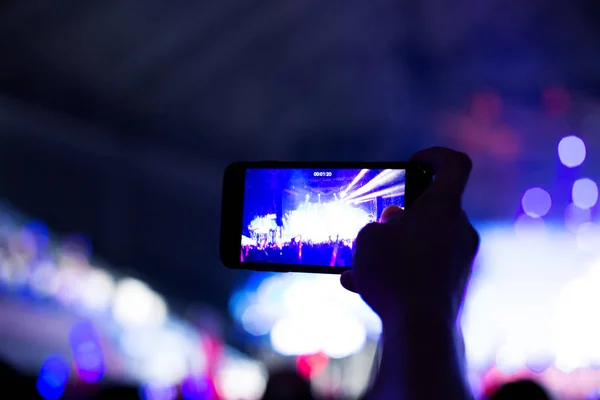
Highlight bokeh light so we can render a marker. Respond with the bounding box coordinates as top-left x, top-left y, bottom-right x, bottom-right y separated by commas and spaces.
113, 278, 168, 328
270, 312, 367, 358
558, 136, 586, 167
296, 353, 329, 379
69, 321, 105, 382
521, 187, 552, 217
495, 343, 526, 374
231, 273, 380, 359
214, 360, 267, 400
577, 223, 600, 252
564, 203, 592, 232
29, 261, 60, 296
514, 215, 547, 240
36, 356, 69, 400
572, 178, 599, 209
181, 375, 214, 400
140, 383, 177, 400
